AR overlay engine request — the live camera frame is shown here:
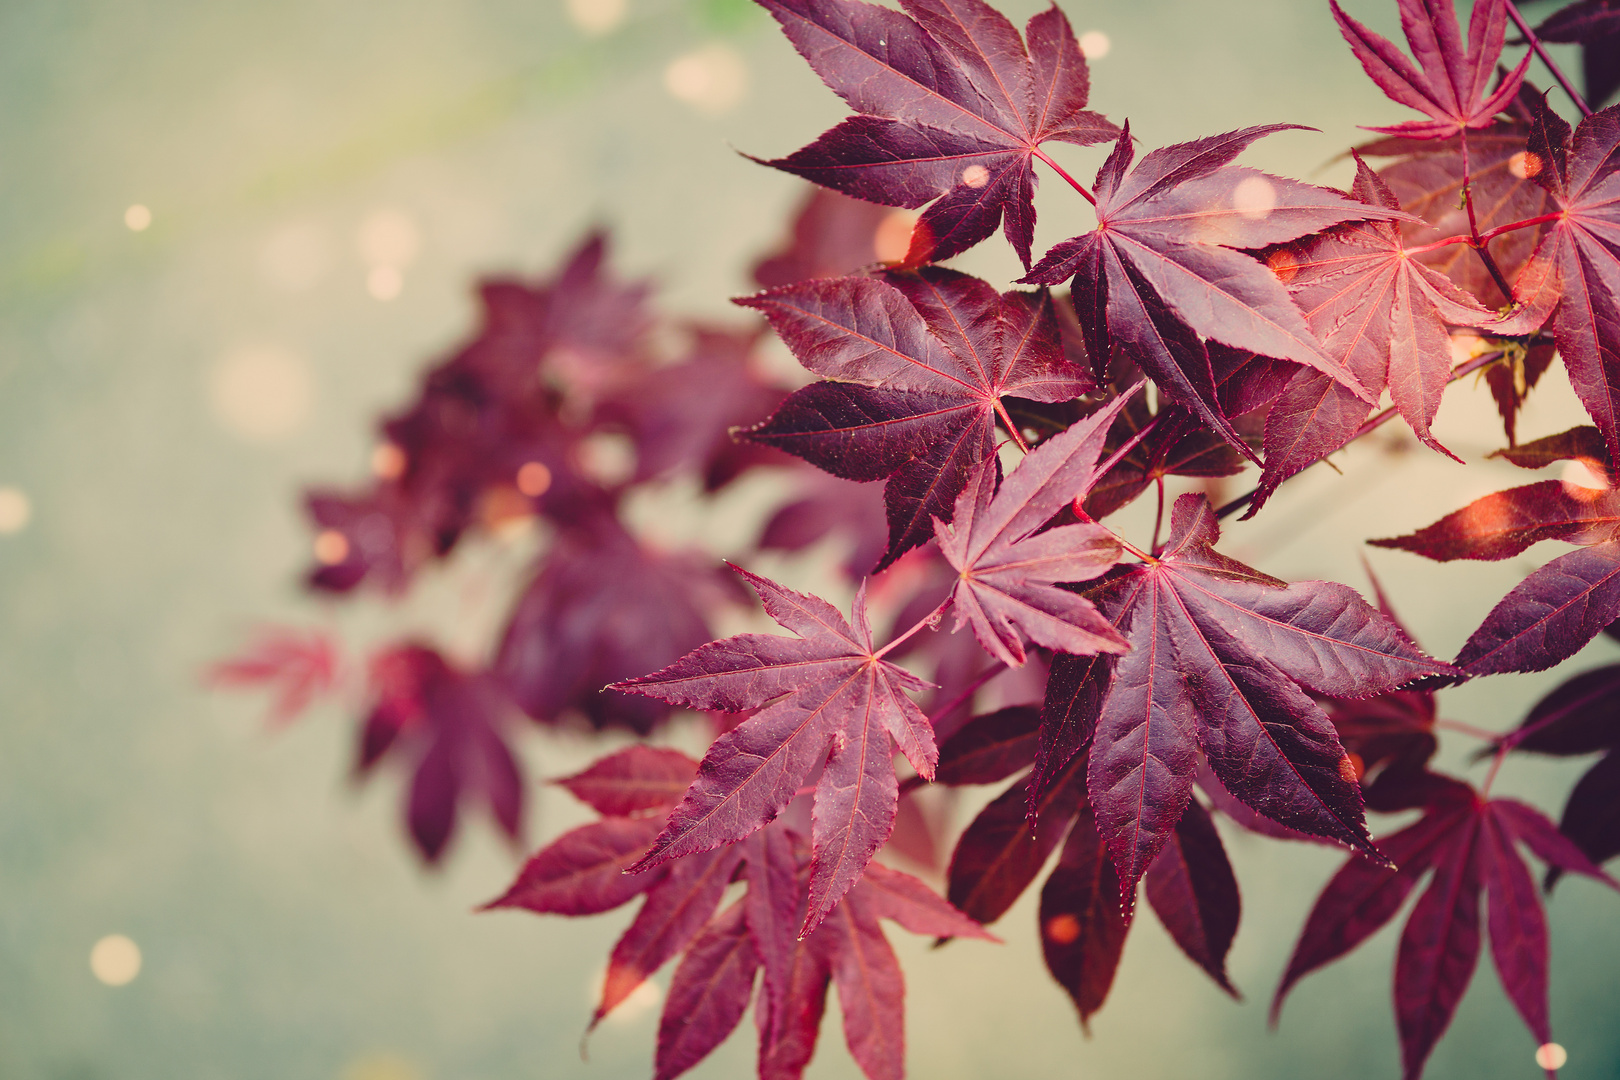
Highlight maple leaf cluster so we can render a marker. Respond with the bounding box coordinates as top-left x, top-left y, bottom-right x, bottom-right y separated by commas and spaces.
213, 0, 1620, 1076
